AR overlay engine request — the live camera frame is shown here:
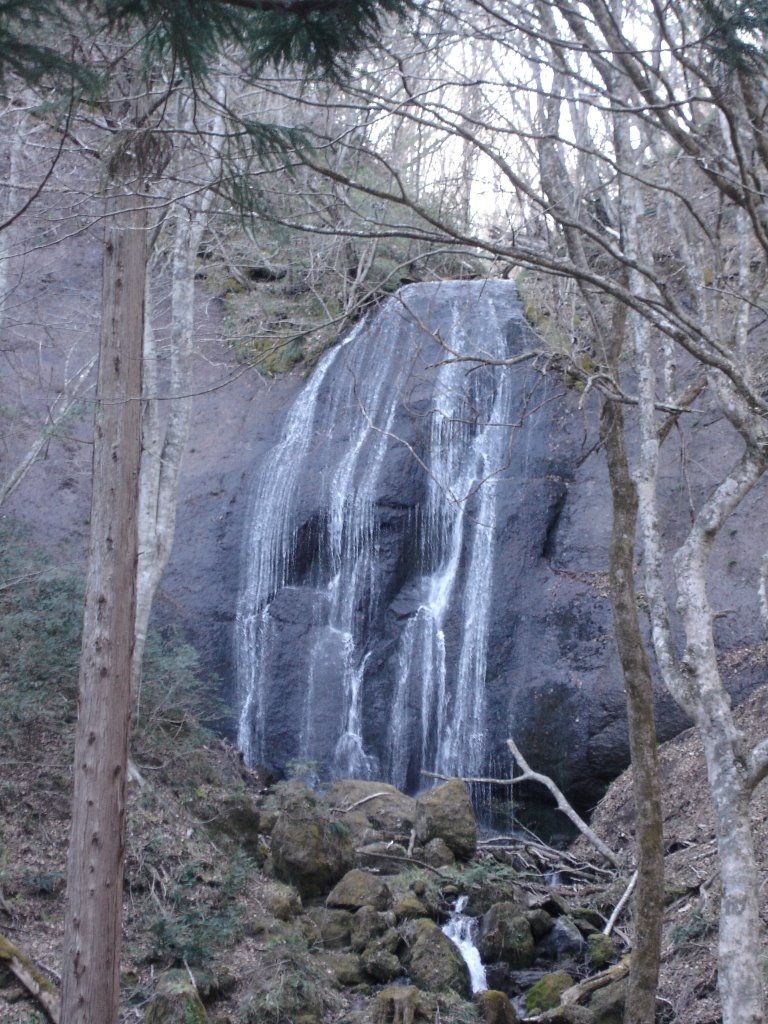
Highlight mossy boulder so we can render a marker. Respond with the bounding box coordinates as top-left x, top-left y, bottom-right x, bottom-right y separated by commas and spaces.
327, 868, 392, 911
587, 933, 617, 968
477, 902, 534, 967
393, 894, 429, 920
324, 780, 416, 838
271, 792, 354, 898
351, 906, 392, 952
332, 952, 366, 987
420, 837, 455, 867
373, 985, 432, 1024
524, 970, 574, 1013
145, 970, 207, 1024
415, 779, 476, 860
304, 907, 354, 949
405, 918, 471, 998
263, 880, 302, 921
474, 989, 519, 1024
526, 908, 554, 941
358, 841, 409, 874
585, 978, 625, 1023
